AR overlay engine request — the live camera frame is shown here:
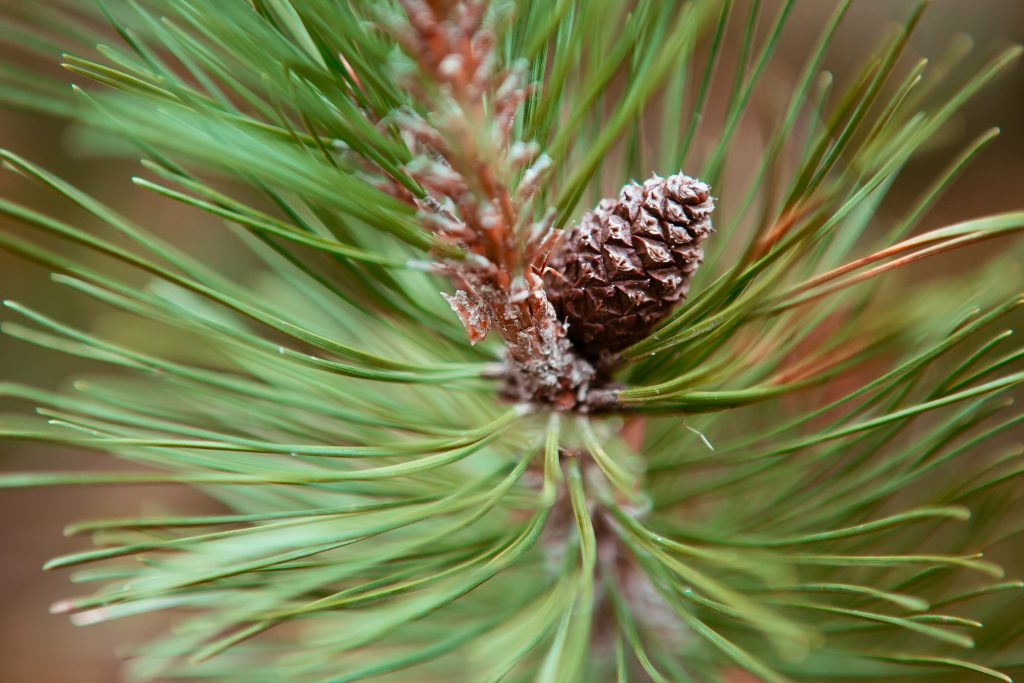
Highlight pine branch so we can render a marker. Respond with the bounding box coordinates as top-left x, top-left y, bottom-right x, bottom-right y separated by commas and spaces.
0, 1, 1022, 681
